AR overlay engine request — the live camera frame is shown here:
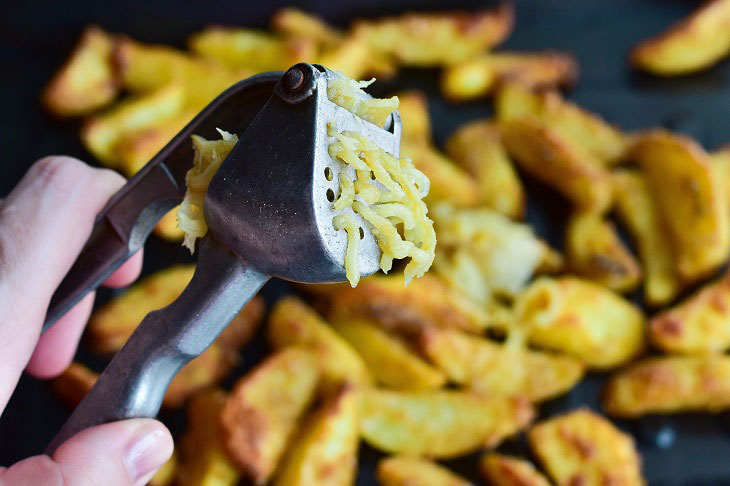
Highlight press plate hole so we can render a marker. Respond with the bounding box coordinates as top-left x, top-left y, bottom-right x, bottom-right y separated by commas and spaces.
359, 227, 365, 239
326, 188, 336, 202
324, 167, 333, 181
